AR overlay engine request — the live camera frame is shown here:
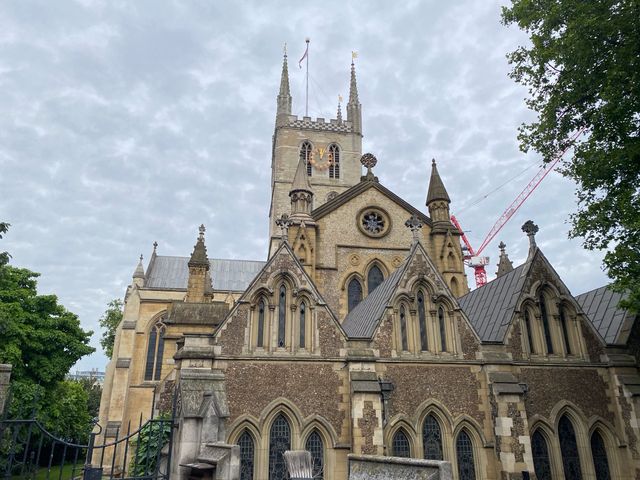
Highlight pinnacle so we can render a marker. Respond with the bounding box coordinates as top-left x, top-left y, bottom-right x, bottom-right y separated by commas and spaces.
348, 61, 359, 105
290, 154, 312, 193
495, 241, 514, 277
279, 53, 291, 98
188, 225, 210, 268
133, 254, 145, 279
426, 159, 451, 205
